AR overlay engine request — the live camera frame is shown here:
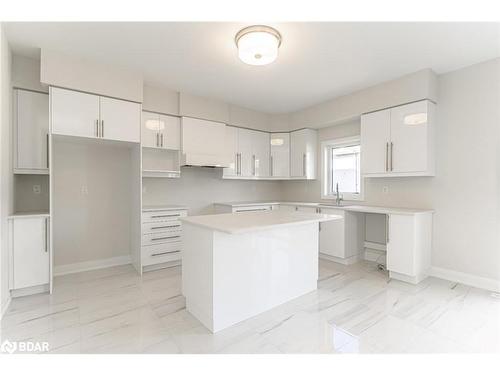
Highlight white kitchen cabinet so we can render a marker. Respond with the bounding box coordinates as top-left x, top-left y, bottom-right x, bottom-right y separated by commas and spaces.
318, 207, 345, 259
386, 212, 432, 284
51, 87, 140, 143
141, 111, 180, 150
223, 126, 239, 177
270, 133, 290, 178
100, 96, 140, 143
360, 100, 435, 177
181, 117, 230, 167
14, 89, 50, 174
9, 216, 50, 290
290, 129, 317, 179
51, 87, 99, 138
252, 130, 270, 177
